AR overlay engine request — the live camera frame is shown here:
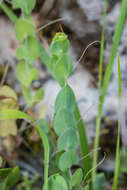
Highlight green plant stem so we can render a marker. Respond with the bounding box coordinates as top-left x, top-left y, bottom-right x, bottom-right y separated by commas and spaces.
112, 103, 120, 190
92, 0, 107, 181
35, 122, 49, 190
112, 56, 121, 190
0, 2, 18, 23
74, 104, 91, 180
92, 0, 127, 182
98, 0, 107, 90
92, 3, 107, 179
